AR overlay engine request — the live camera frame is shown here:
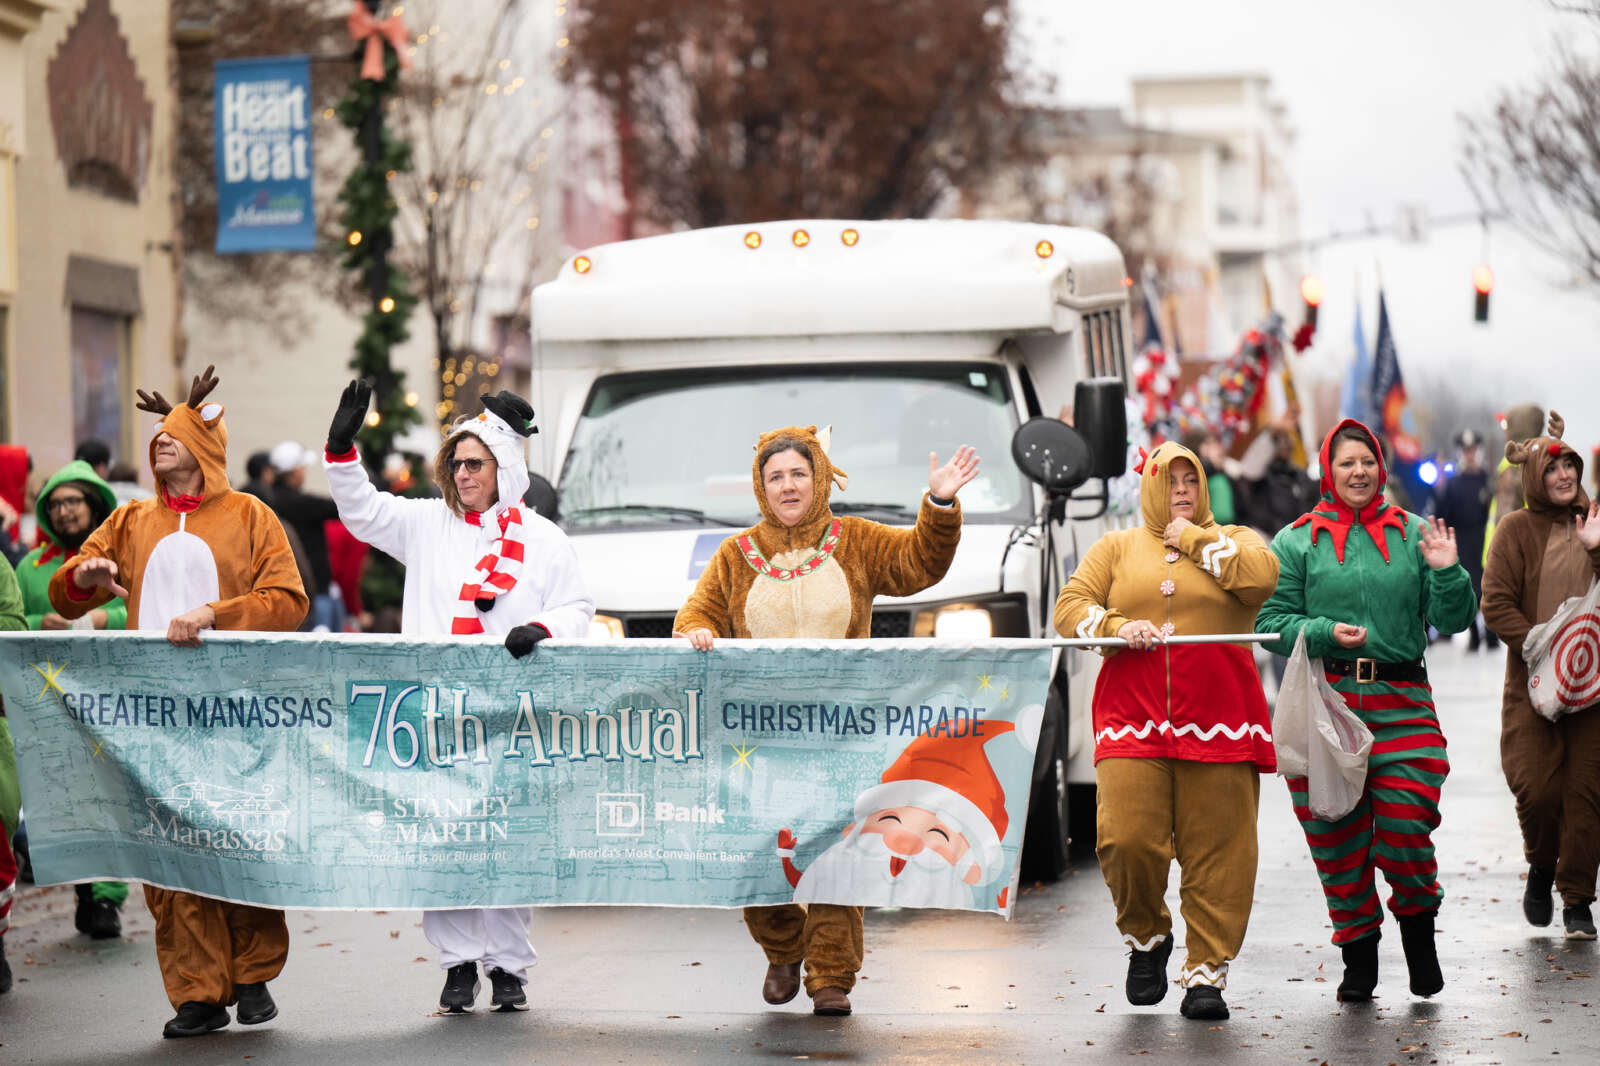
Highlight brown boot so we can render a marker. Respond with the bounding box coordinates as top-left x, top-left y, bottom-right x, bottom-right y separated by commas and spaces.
811, 986, 852, 1016
762, 962, 801, 1004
